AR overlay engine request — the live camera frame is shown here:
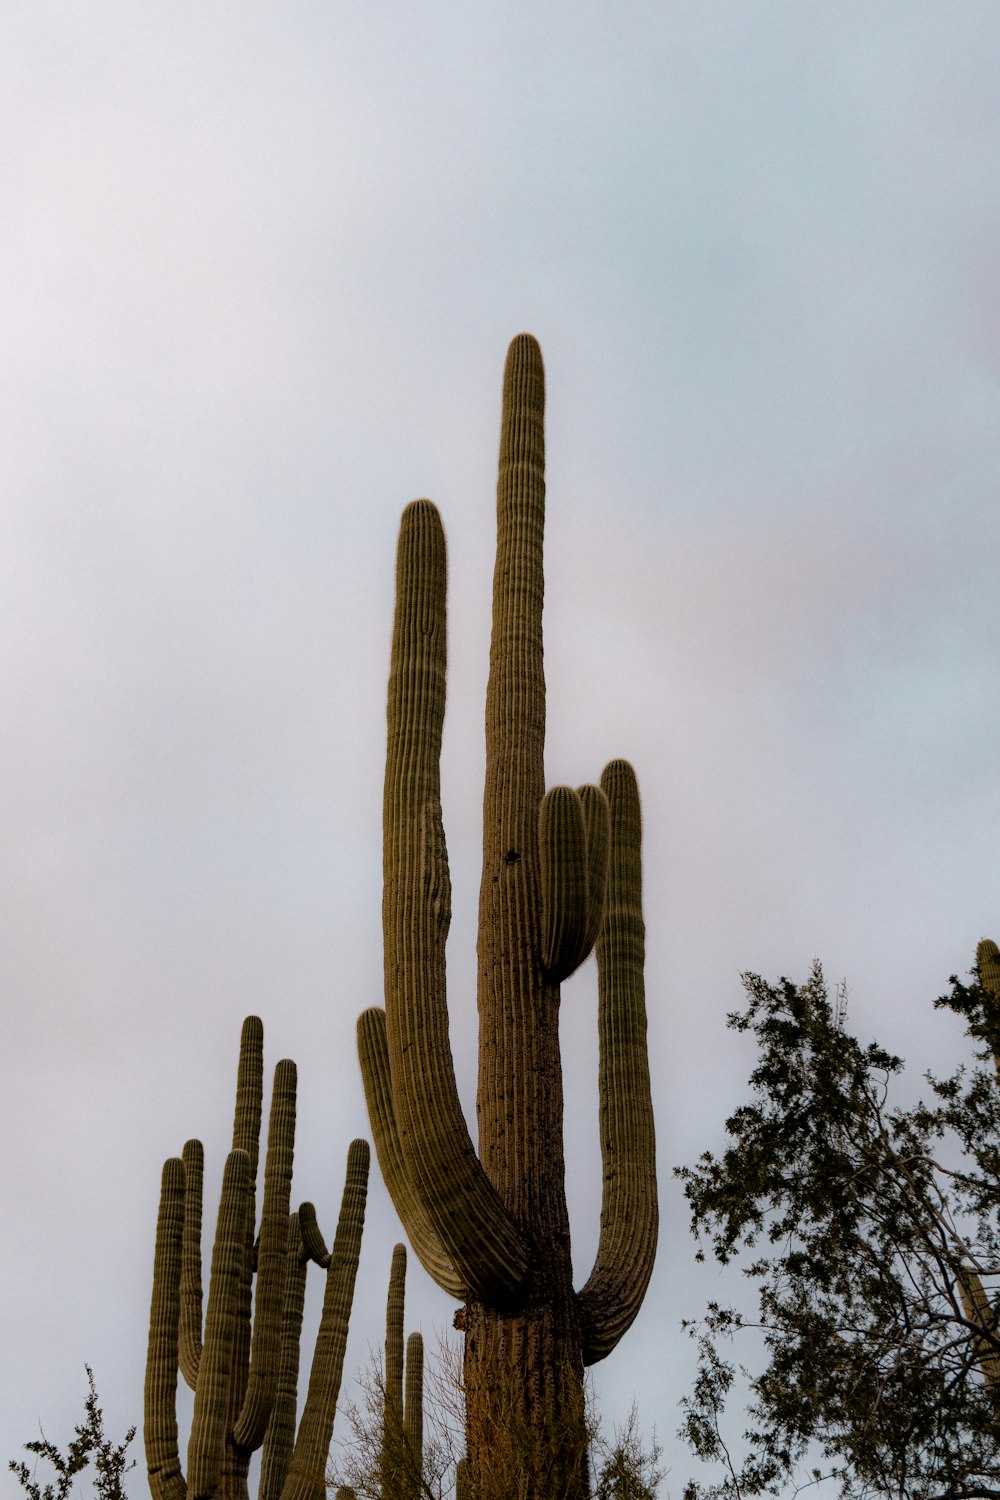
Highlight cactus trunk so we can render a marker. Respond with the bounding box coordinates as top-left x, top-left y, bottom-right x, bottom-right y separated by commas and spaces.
360, 336, 657, 1500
